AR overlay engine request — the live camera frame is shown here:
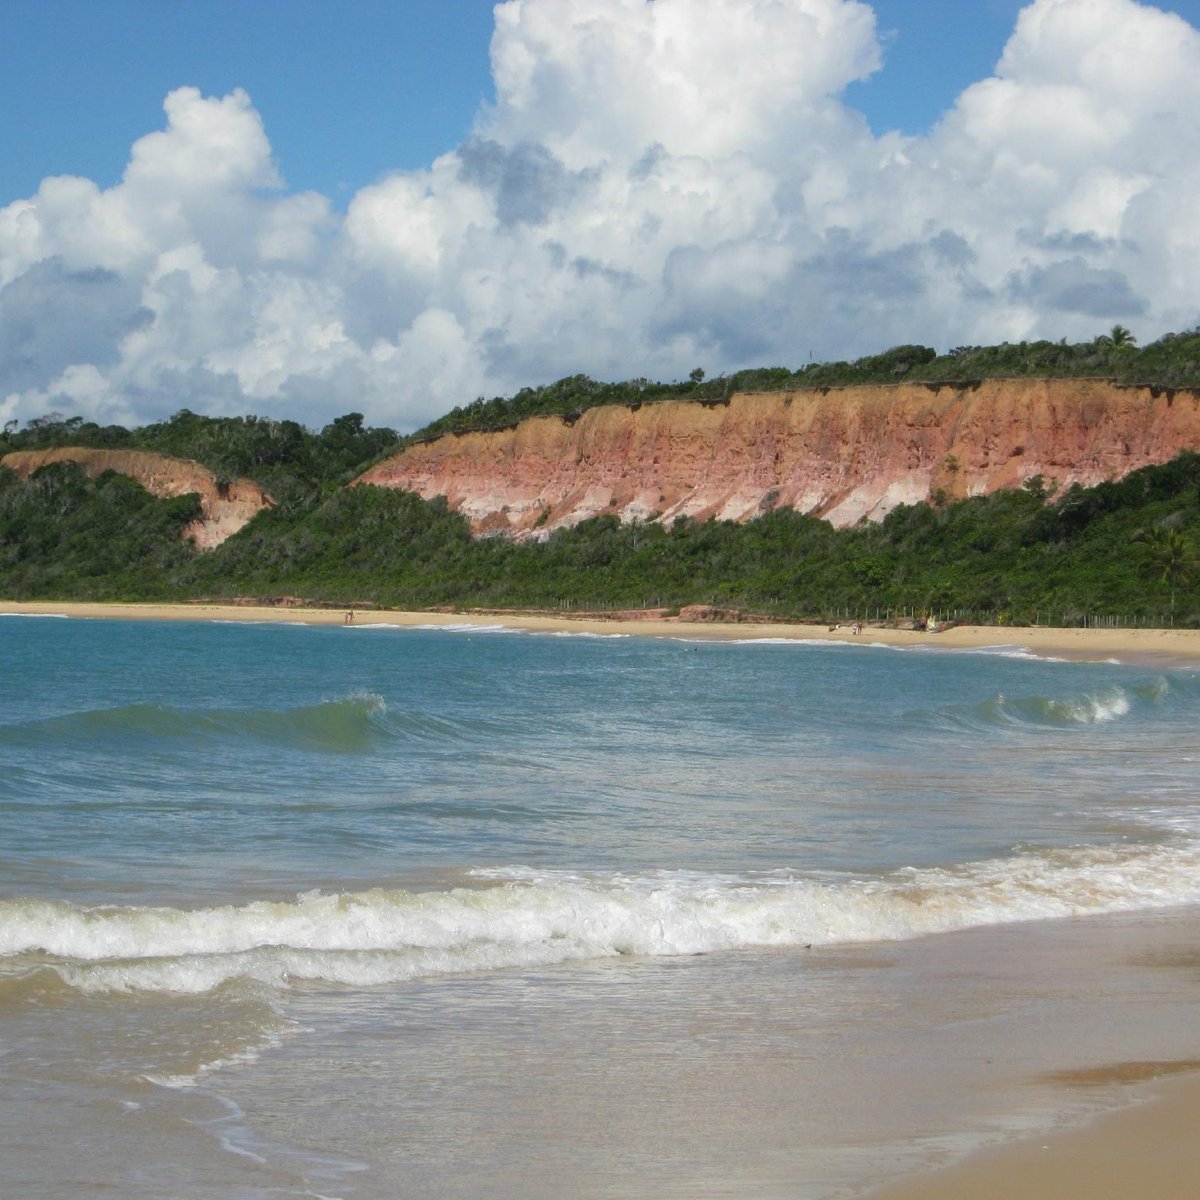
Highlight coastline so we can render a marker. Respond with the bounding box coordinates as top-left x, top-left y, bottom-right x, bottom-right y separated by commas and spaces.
872, 1070, 1200, 1200
862, 903, 1200, 1200
2, 598, 1200, 664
